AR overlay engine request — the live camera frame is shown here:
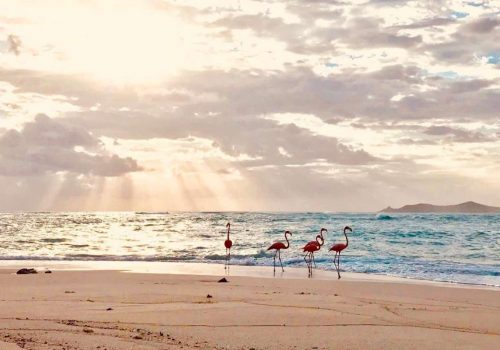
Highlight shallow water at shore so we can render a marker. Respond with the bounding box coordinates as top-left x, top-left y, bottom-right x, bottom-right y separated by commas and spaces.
0, 212, 499, 286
